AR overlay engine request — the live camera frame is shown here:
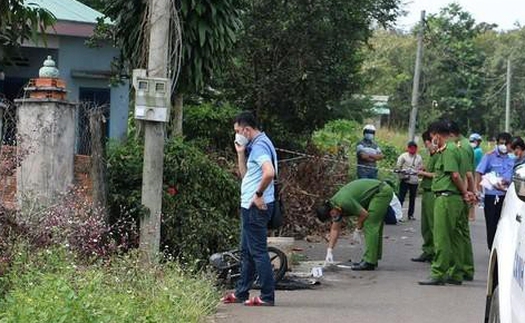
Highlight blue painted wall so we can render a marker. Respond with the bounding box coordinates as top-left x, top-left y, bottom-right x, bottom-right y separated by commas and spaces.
58, 36, 129, 141
2, 36, 129, 142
